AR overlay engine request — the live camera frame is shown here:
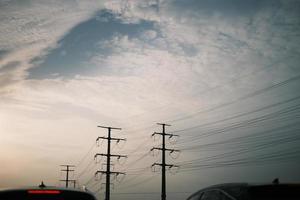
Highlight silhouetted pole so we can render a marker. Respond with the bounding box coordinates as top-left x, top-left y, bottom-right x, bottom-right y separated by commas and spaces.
60, 165, 75, 188
95, 126, 126, 200
162, 124, 166, 200
106, 127, 112, 200
72, 180, 76, 188
151, 123, 179, 200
